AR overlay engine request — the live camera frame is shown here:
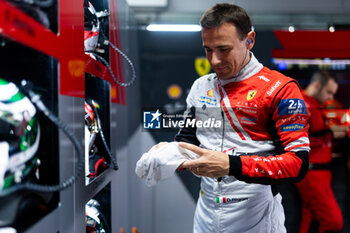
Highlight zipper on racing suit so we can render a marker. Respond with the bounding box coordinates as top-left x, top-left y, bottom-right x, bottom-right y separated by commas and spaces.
217, 95, 225, 183
214, 99, 225, 233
